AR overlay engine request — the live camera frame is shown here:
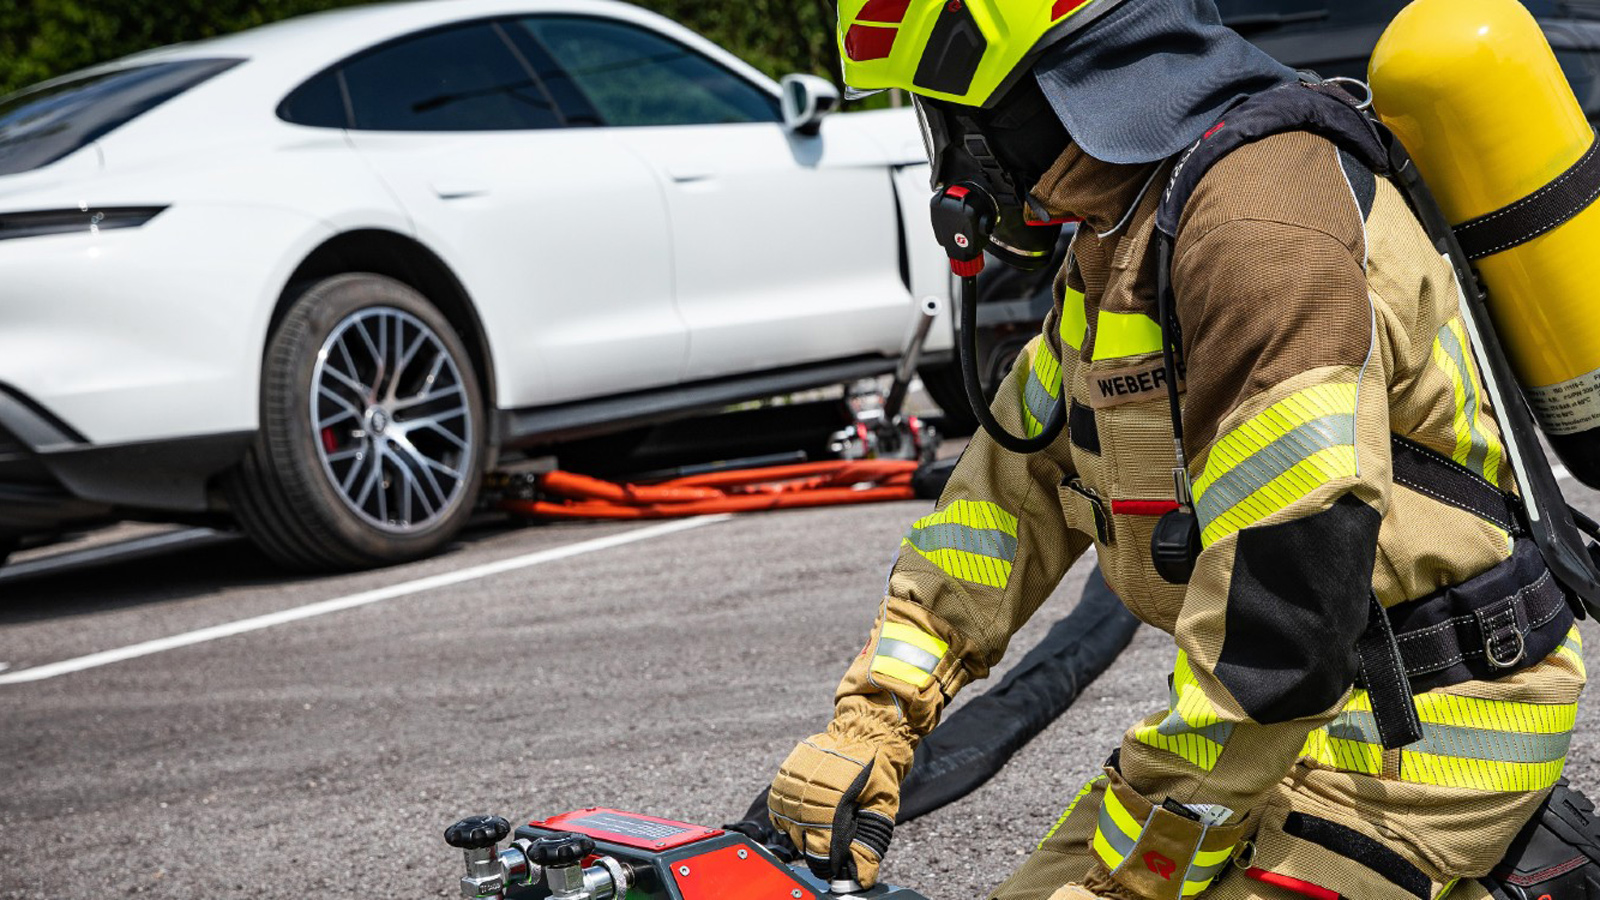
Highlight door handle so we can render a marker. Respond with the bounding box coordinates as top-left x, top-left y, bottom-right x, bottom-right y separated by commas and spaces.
432, 182, 490, 199
666, 166, 716, 184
